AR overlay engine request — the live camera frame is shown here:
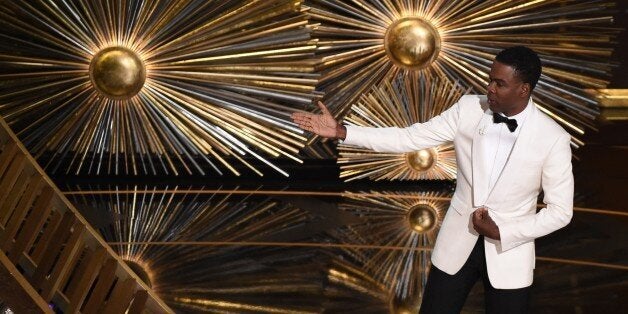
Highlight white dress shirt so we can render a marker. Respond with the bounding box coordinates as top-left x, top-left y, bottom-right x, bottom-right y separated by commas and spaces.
477, 104, 531, 204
